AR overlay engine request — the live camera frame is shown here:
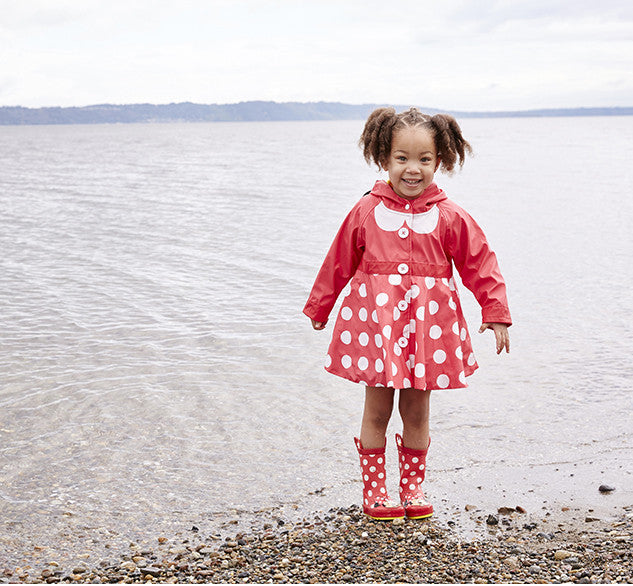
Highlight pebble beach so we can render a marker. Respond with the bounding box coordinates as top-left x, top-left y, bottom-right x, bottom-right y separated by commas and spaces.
3, 502, 632, 584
